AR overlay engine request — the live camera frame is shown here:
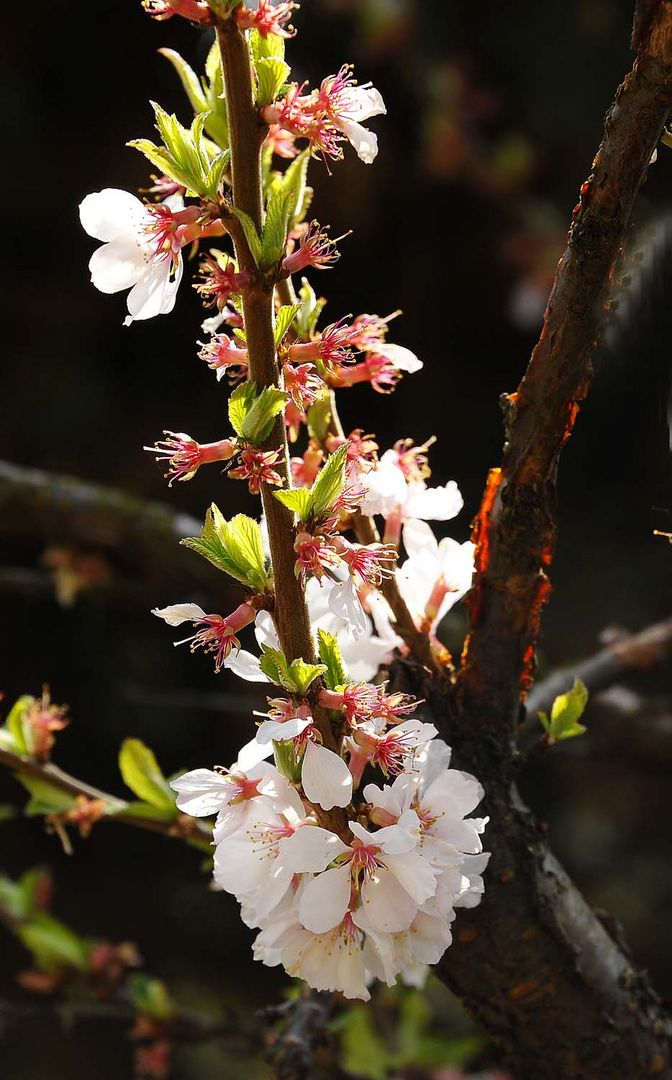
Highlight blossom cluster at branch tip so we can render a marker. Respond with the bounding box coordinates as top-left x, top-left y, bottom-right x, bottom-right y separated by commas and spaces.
172, 730, 489, 998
